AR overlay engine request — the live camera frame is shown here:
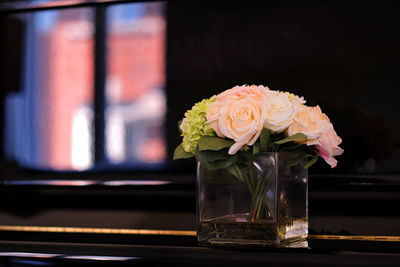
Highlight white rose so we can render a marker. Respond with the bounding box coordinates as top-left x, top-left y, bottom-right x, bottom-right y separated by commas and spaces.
217, 95, 267, 154
263, 91, 305, 133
